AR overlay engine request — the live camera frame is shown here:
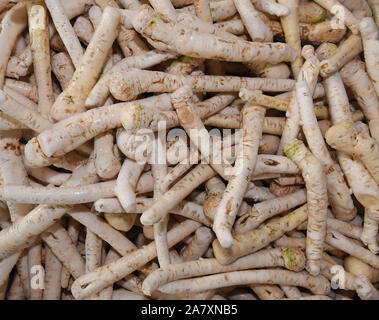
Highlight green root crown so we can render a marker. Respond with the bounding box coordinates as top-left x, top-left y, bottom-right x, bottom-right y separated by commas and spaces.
285, 140, 303, 160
